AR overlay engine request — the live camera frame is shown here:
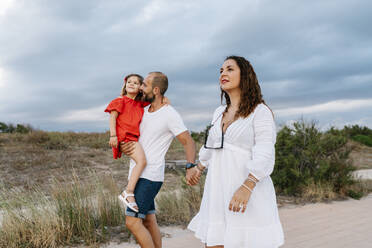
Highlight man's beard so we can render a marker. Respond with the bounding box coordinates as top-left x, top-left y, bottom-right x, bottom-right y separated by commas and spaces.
144, 93, 155, 103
